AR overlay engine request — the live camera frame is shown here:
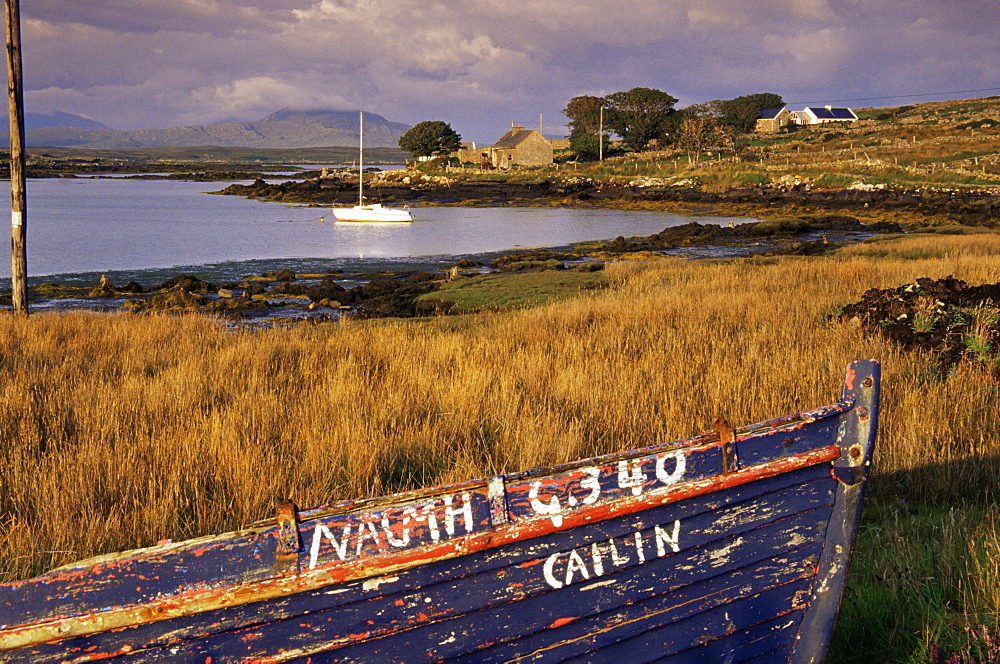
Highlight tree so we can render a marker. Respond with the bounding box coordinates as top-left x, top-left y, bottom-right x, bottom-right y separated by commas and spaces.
719, 93, 785, 133
398, 121, 462, 158
564, 95, 605, 136
568, 133, 605, 161
603, 87, 678, 150
563, 95, 608, 160
678, 103, 735, 159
